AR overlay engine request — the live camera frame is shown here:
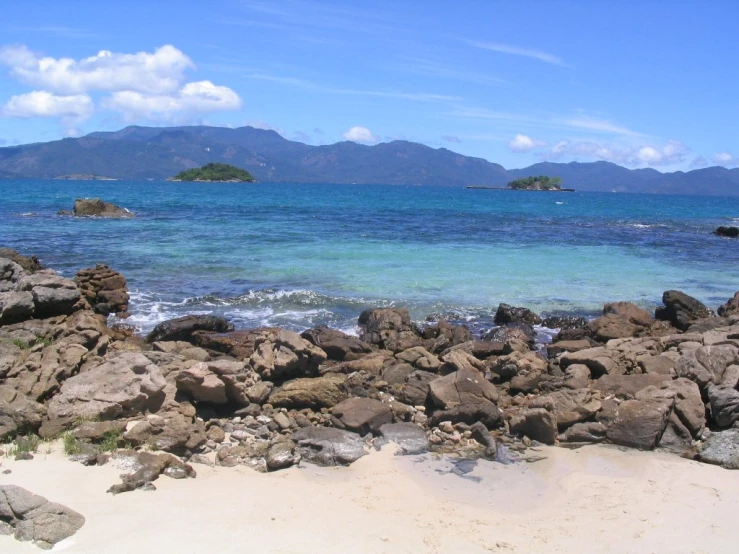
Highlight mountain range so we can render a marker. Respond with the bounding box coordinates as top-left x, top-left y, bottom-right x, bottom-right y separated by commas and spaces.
1, 125, 738, 195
